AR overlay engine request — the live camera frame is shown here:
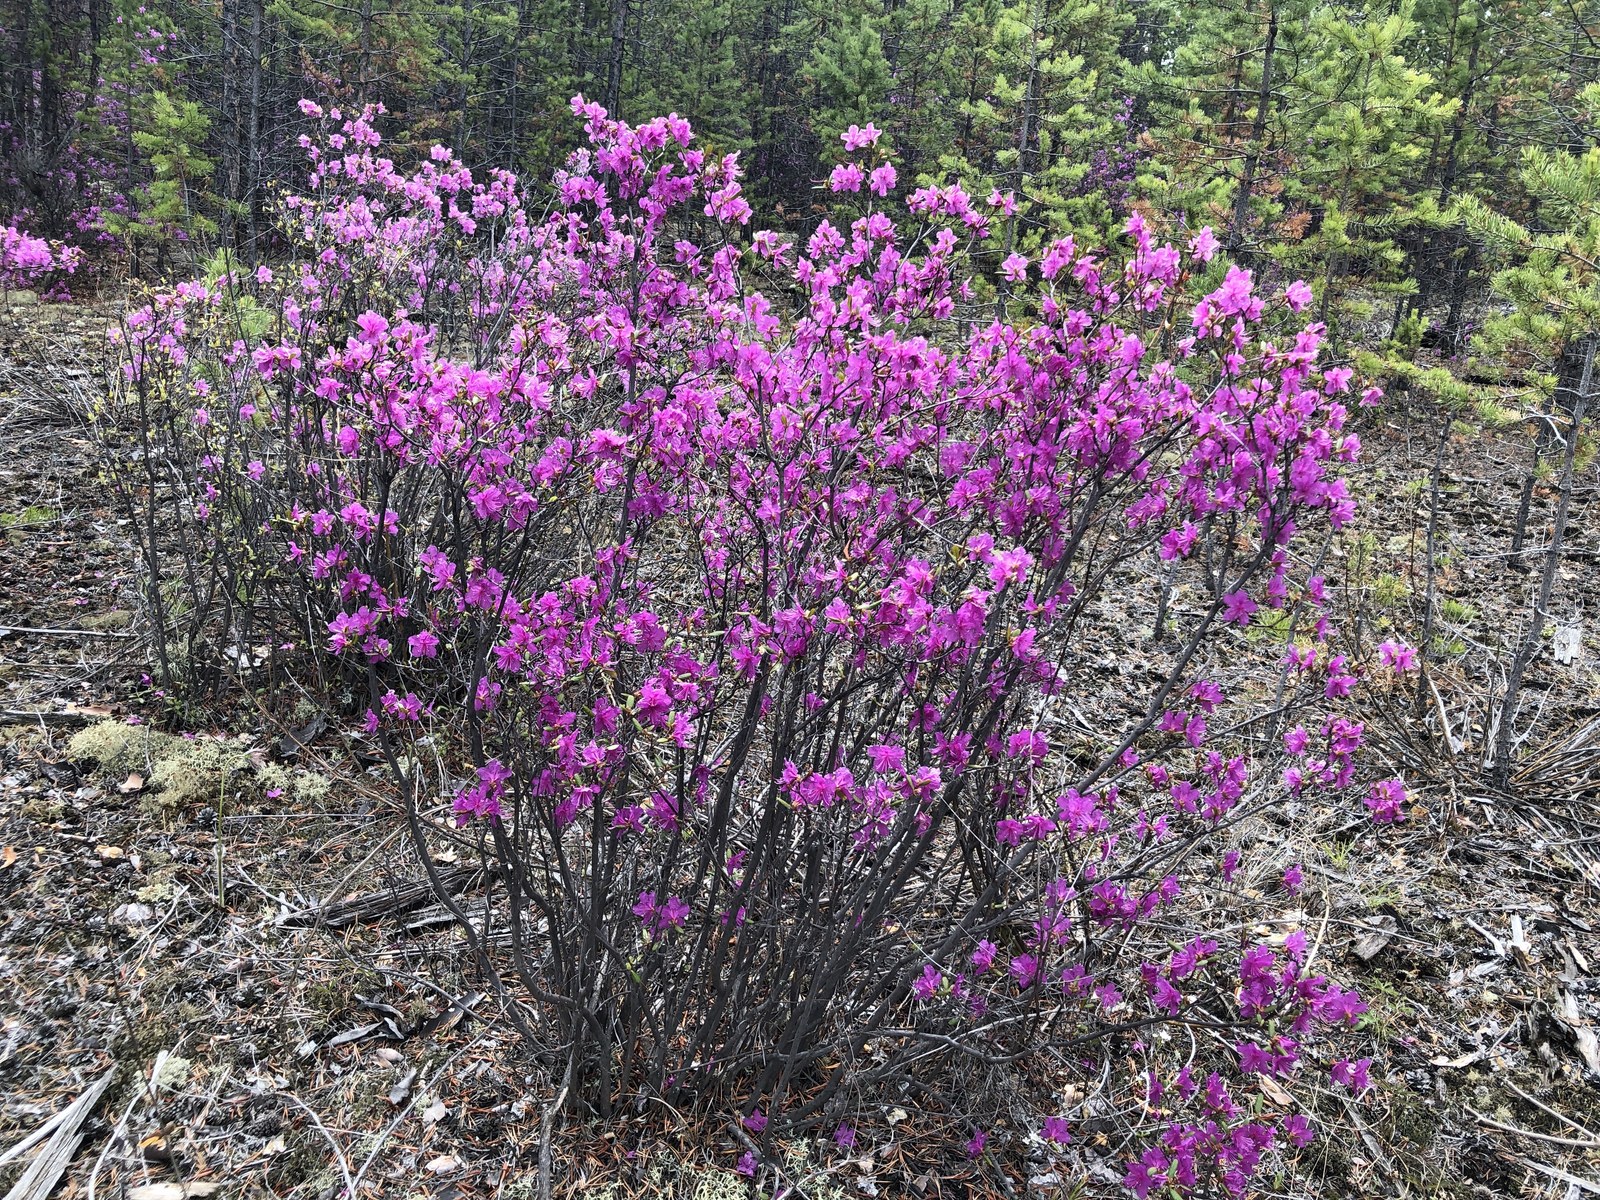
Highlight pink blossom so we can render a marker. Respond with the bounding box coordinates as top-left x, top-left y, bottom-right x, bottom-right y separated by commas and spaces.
1041, 1116, 1071, 1144
828, 161, 865, 192
840, 123, 882, 150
